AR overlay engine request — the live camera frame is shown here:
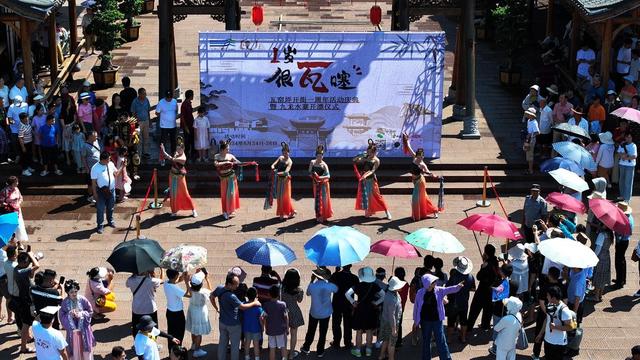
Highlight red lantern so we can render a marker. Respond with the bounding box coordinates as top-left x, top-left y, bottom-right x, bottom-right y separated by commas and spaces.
370, 5, 382, 26
252, 5, 263, 26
